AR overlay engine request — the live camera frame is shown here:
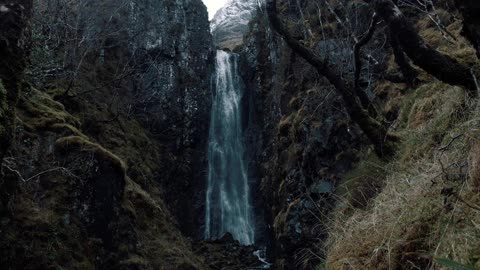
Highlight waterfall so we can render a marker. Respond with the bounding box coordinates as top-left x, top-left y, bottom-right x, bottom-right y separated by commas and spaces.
204, 50, 254, 245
